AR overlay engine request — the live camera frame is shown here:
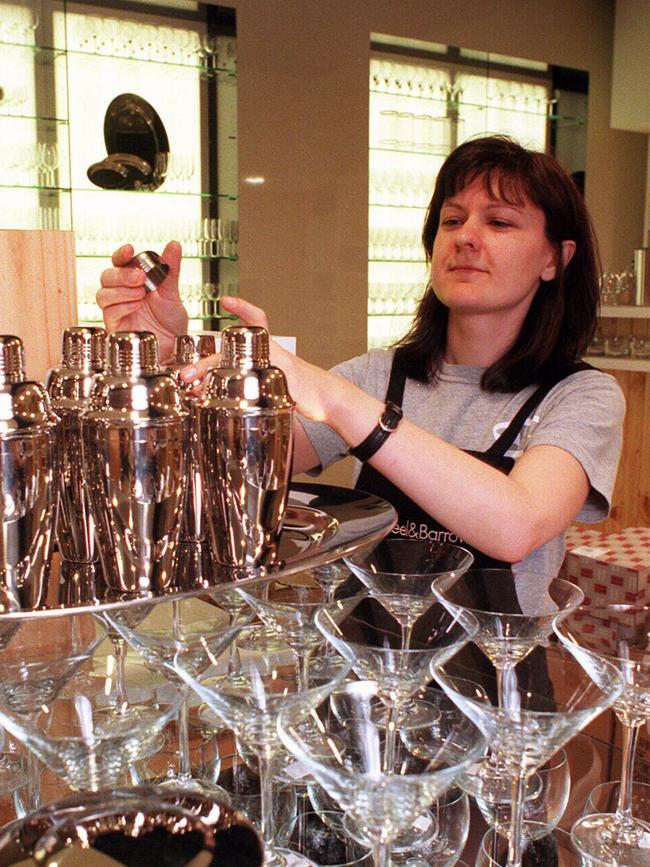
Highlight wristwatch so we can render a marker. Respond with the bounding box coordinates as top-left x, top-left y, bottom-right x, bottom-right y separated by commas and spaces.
348, 401, 403, 463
